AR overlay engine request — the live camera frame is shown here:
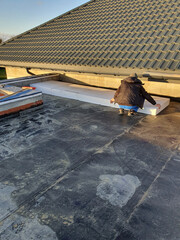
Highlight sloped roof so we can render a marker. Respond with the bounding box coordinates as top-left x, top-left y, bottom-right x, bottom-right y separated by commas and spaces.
0, 0, 179, 75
